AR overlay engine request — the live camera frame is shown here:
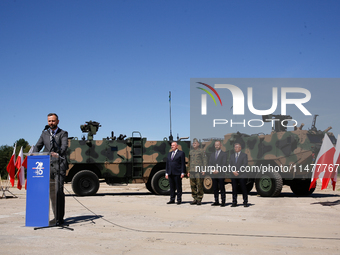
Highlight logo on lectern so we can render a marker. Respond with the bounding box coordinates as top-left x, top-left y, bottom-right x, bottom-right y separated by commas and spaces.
33, 162, 44, 176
